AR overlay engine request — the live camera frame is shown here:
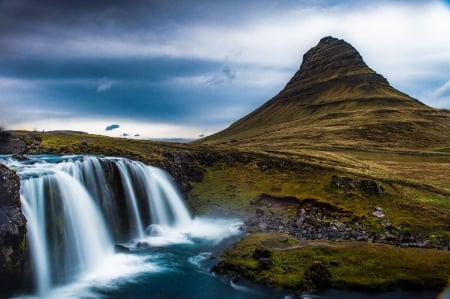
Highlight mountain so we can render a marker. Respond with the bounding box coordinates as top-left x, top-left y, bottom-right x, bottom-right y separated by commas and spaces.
199, 36, 450, 151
